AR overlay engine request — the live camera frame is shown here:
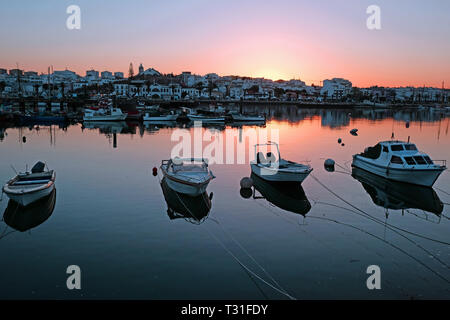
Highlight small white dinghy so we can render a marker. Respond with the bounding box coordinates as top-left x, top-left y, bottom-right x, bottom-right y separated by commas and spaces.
160, 158, 215, 196
250, 142, 313, 182
2, 162, 56, 206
